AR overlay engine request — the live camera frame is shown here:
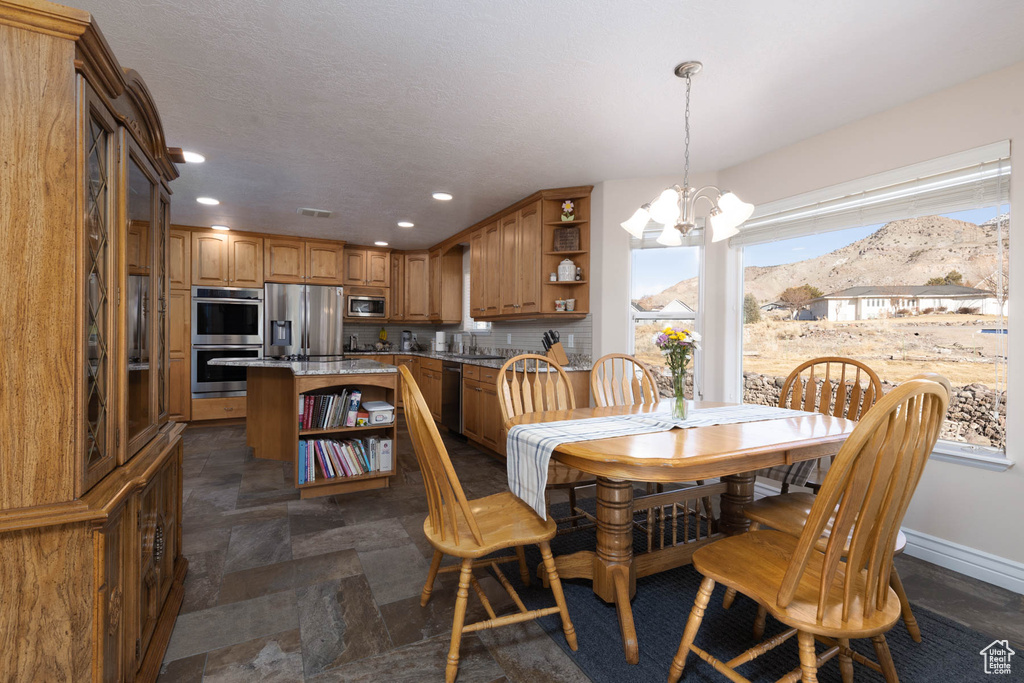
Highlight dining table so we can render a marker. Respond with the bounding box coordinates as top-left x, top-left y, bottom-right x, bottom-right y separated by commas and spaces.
507, 401, 857, 665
